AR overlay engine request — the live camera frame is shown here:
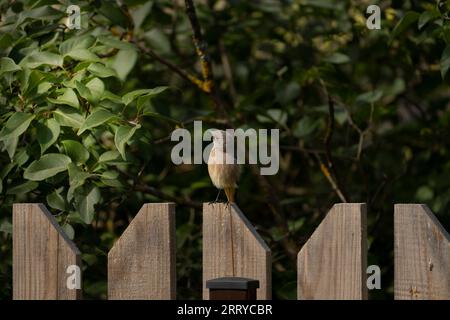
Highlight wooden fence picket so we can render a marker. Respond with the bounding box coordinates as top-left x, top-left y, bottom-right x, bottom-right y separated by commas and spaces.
108, 203, 176, 299
203, 203, 271, 299
9, 202, 450, 300
13, 203, 81, 300
297, 203, 368, 300
394, 204, 450, 300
